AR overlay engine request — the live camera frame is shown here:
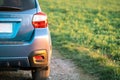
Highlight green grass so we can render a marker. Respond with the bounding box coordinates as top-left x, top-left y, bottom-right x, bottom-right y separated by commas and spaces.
39, 0, 120, 80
